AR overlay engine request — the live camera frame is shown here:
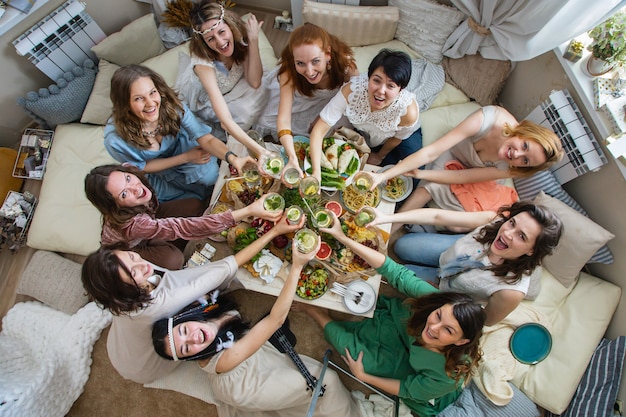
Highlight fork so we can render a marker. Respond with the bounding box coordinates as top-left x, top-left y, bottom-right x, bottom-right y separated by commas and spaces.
330, 285, 361, 304
332, 282, 371, 304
